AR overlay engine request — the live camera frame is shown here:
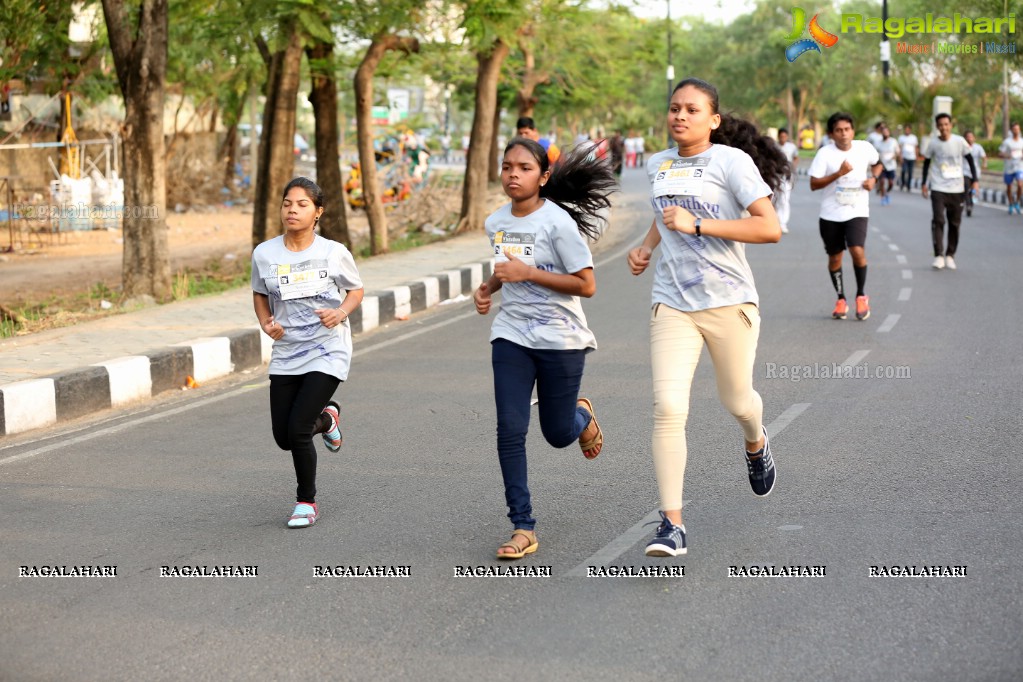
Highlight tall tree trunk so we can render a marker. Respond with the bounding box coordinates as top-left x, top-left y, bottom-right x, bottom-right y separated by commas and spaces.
252, 26, 302, 249
101, 0, 171, 300
488, 101, 501, 183
354, 34, 419, 255
458, 39, 509, 233
219, 96, 245, 189
307, 39, 350, 247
